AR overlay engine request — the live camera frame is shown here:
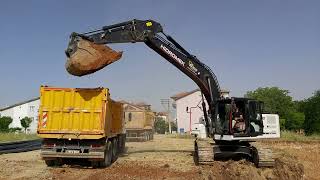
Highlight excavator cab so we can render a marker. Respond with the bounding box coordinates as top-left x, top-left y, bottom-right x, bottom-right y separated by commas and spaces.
195, 97, 274, 167
215, 98, 263, 138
